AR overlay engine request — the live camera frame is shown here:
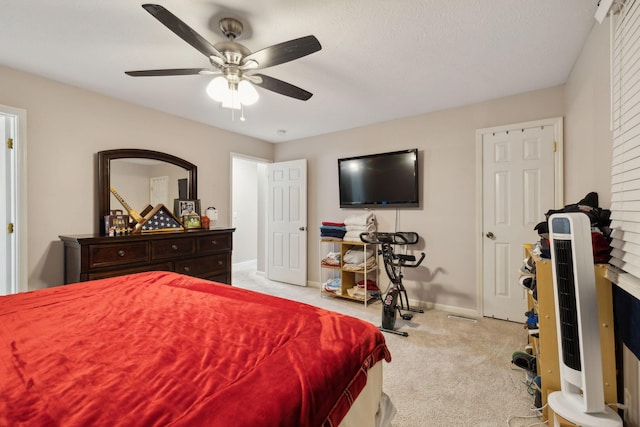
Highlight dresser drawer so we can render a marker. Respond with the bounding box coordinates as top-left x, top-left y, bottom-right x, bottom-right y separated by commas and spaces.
151, 238, 196, 260
89, 242, 149, 268
205, 273, 231, 285
87, 262, 173, 281
197, 233, 232, 254
60, 228, 234, 285
175, 254, 229, 278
